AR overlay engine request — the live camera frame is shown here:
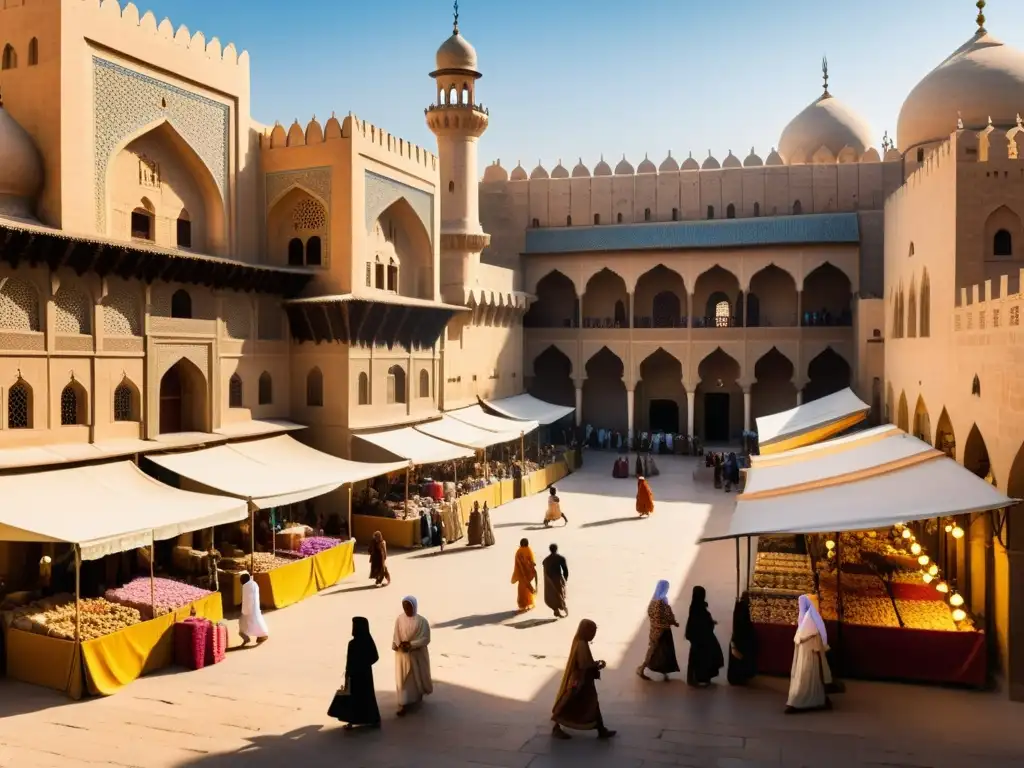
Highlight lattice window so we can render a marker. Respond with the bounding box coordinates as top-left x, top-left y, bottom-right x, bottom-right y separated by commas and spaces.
102, 291, 141, 336
292, 198, 326, 231
224, 298, 251, 339
979, 310, 986, 330
228, 374, 243, 408
1012, 306, 1021, 327
258, 372, 273, 405
60, 383, 81, 426
7, 381, 30, 428
365, 263, 372, 287
0, 277, 40, 331
966, 312, 973, 330
955, 315, 961, 331
993, 309, 1001, 327
54, 285, 91, 334
714, 300, 730, 328
114, 382, 134, 421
